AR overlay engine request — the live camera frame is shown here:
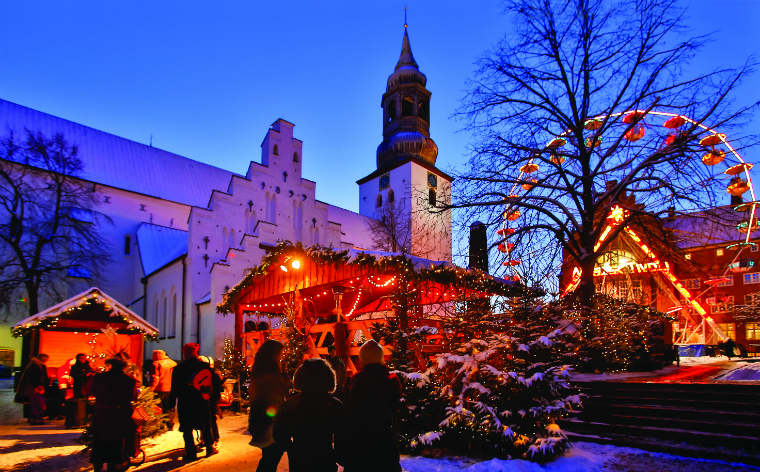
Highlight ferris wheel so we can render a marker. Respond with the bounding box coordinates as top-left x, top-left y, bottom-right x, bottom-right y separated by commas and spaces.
495, 109, 757, 344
